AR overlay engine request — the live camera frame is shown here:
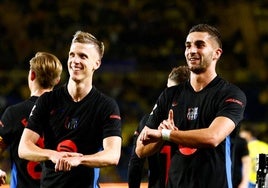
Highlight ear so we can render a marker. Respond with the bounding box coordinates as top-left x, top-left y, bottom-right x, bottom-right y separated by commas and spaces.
55, 78, 61, 85
93, 60, 101, 71
213, 48, 223, 61
30, 70, 36, 81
